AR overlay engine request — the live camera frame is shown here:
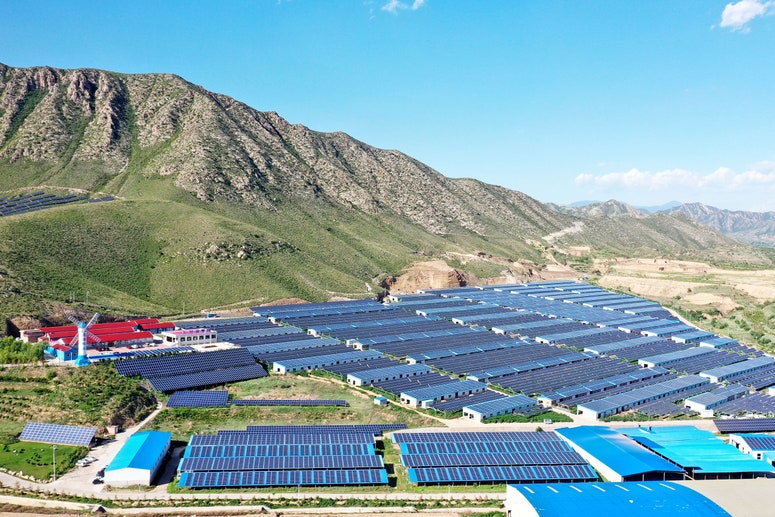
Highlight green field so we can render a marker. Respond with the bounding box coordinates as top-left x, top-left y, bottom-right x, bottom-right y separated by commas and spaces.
144, 374, 441, 441
0, 440, 85, 480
